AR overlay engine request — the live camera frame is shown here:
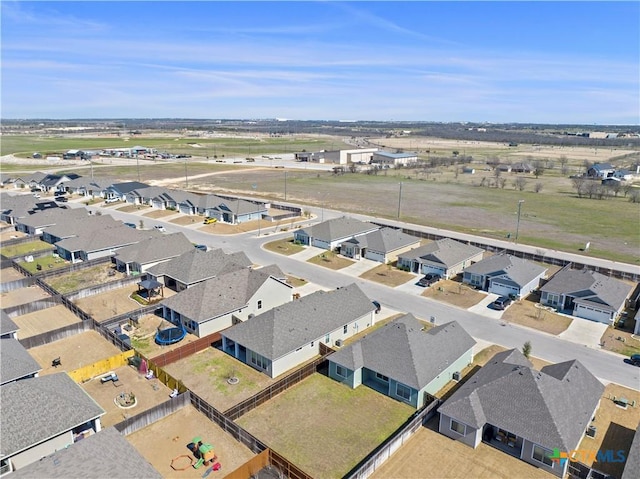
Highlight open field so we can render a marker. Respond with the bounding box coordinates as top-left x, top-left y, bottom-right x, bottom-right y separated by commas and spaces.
501, 292, 573, 335
237, 373, 415, 479
127, 406, 255, 479
164, 346, 278, 412
45, 264, 126, 294
29, 330, 122, 374
0, 239, 54, 258
0, 284, 50, 308
577, 383, 640, 479
359, 263, 416, 287
12, 304, 80, 339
